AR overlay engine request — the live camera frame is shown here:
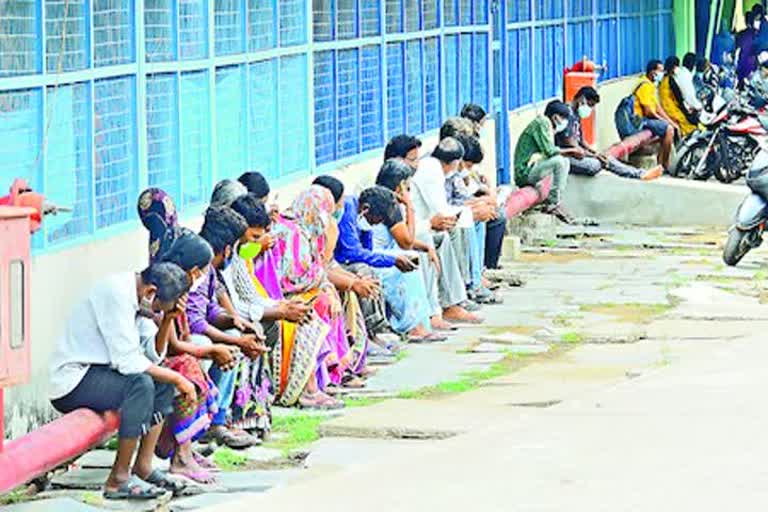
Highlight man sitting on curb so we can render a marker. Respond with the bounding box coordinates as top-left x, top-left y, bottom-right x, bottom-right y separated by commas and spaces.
558, 86, 663, 181
514, 100, 574, 224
